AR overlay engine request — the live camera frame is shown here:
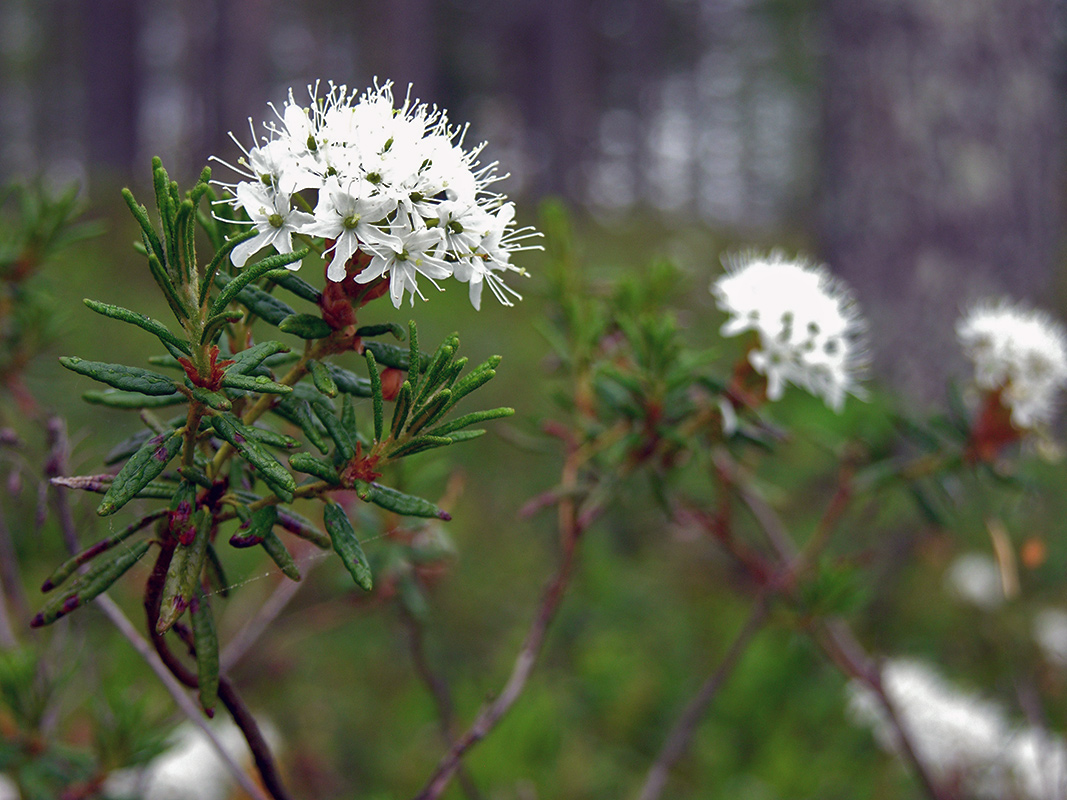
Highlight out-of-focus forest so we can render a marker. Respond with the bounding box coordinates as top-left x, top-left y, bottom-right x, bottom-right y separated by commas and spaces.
4, 1, 1067, 799
3, 0, 1065, 392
